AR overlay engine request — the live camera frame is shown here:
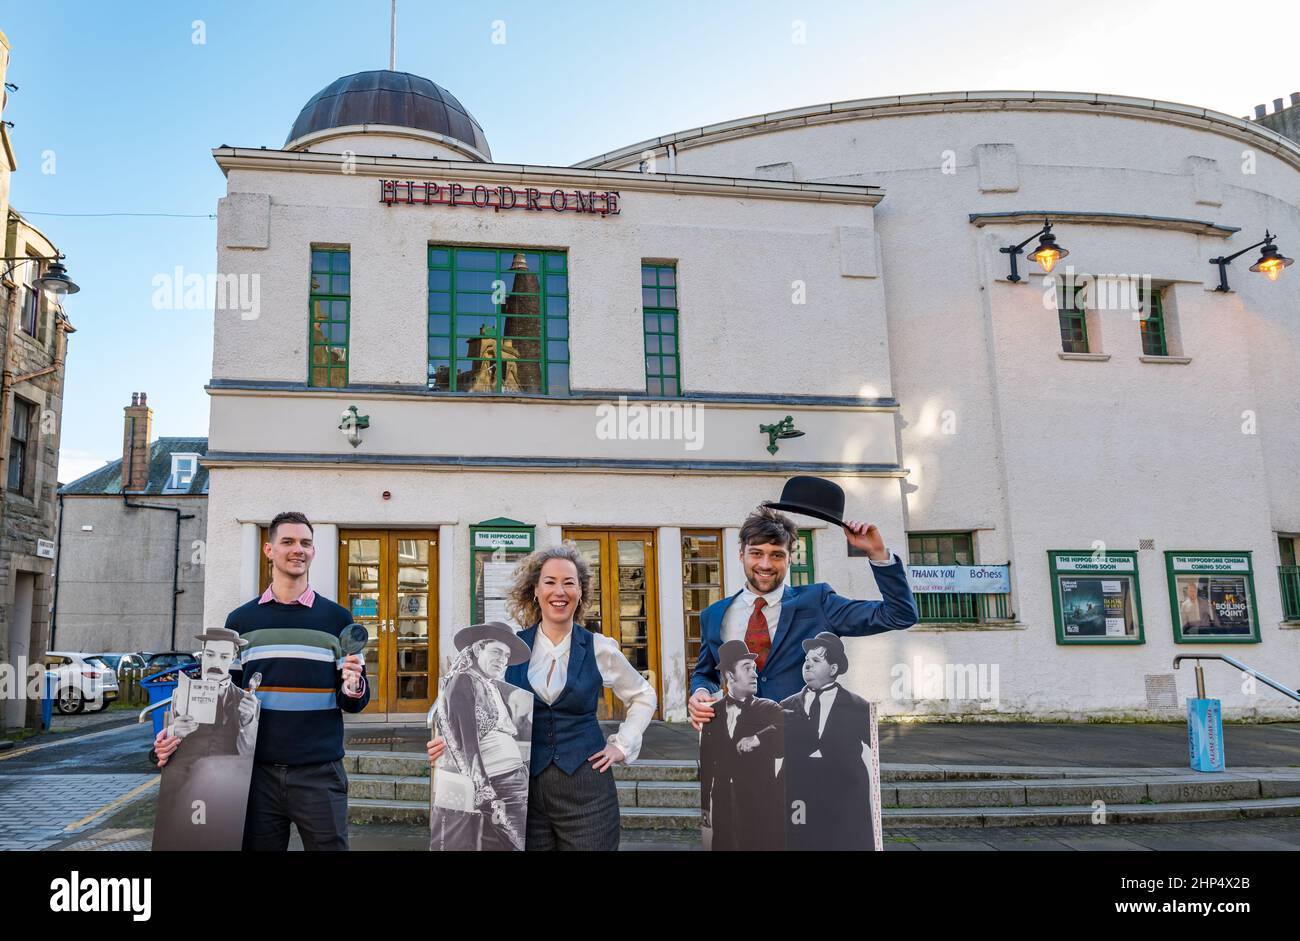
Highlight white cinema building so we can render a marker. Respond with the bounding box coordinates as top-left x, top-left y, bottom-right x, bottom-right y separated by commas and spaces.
203, 71, 1300, 723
